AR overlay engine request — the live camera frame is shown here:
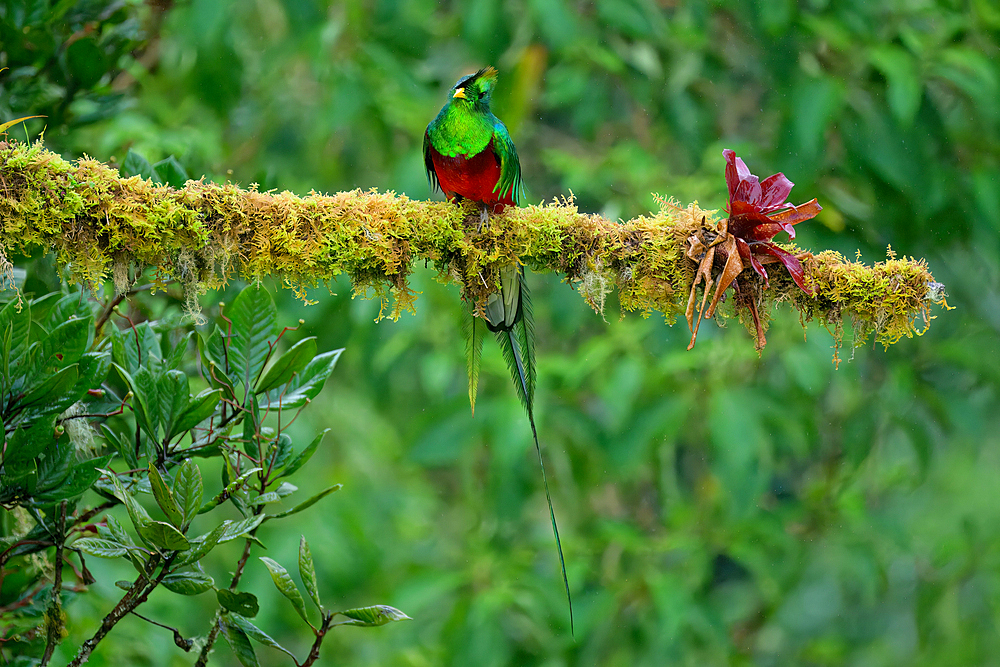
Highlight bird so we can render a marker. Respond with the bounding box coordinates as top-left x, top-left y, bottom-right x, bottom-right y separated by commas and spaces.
424, 66, 574, 634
